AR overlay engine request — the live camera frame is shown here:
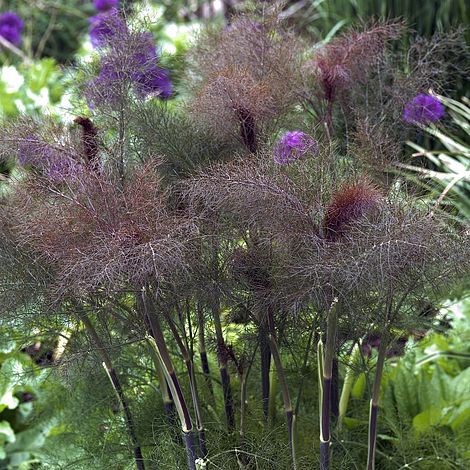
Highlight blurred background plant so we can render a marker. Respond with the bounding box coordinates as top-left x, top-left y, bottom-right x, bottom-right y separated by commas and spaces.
403, 95, 470, 223
0, 331, 55, 468
337, 298, 470, 469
